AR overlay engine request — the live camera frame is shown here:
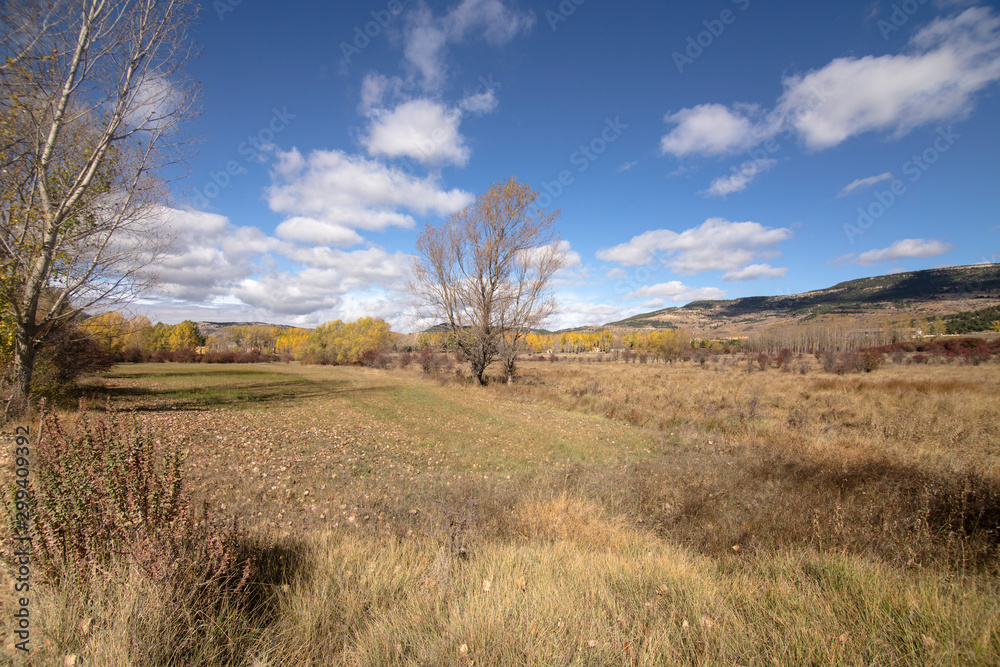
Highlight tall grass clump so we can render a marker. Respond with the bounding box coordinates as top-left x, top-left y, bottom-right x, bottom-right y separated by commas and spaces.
2, 403, 275, 664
